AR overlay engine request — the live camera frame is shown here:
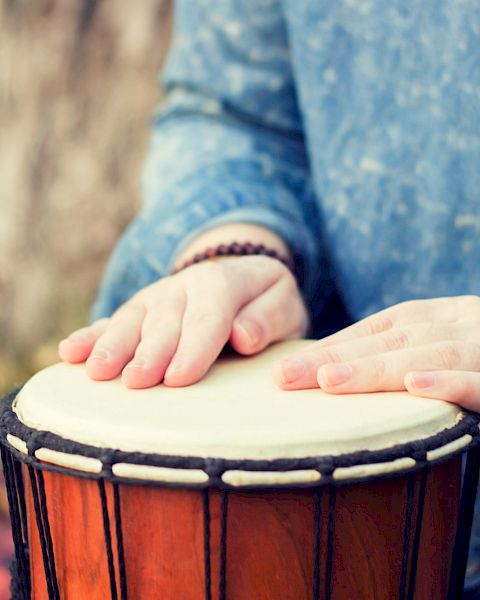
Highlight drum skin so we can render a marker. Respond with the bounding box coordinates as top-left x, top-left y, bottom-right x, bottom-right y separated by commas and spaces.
25, 457, 461, 600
